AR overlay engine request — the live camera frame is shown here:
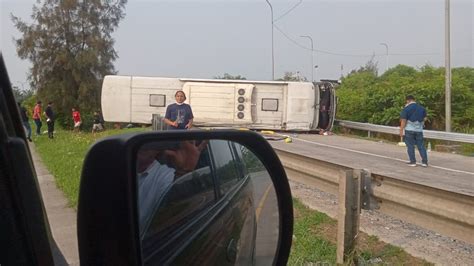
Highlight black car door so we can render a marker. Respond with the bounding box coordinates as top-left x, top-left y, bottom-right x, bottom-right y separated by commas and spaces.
0, 54, 55, 265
